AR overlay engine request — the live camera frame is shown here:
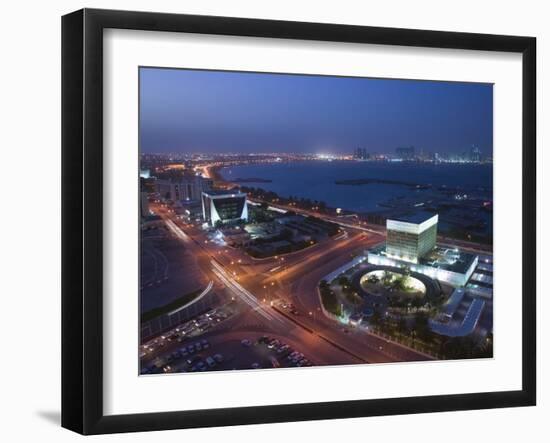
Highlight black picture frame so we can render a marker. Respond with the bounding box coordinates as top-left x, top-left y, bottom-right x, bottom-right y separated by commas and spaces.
61, 8, 536, 435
